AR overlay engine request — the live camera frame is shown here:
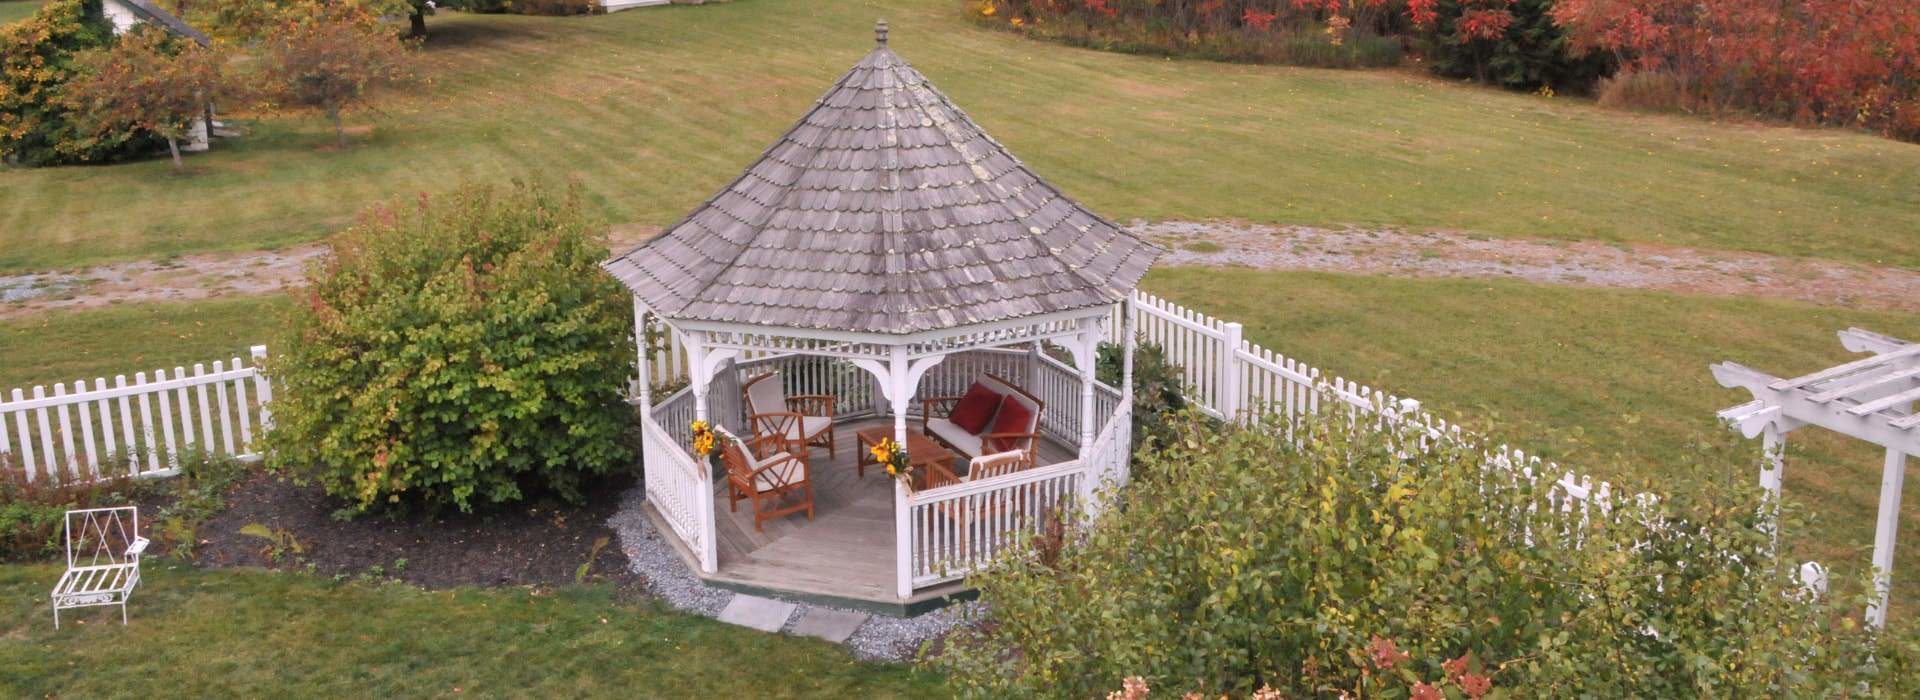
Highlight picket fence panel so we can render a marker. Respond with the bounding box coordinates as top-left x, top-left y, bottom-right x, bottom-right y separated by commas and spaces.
1126, 290, 1616, 512
1, 346, 272, 483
